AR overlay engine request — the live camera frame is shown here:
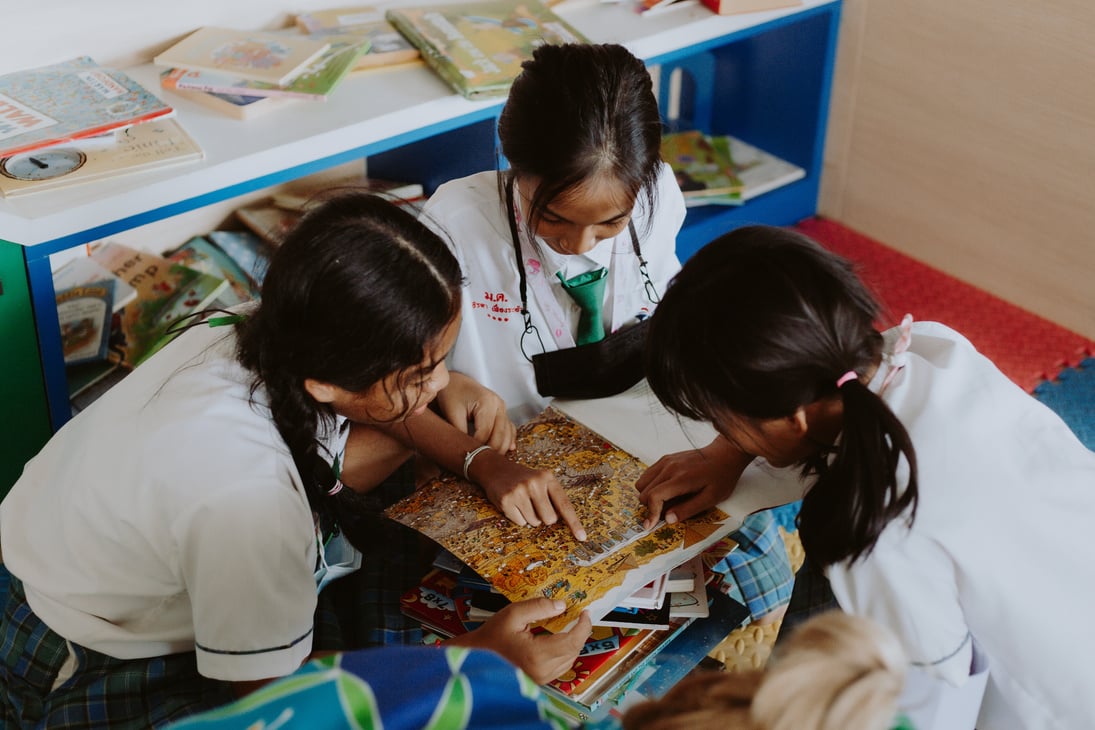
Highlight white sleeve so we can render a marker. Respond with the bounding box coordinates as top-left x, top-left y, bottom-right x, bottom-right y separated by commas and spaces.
826, 527, 974, 686
646, 161, 686, 294
178, 479, 318, 681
